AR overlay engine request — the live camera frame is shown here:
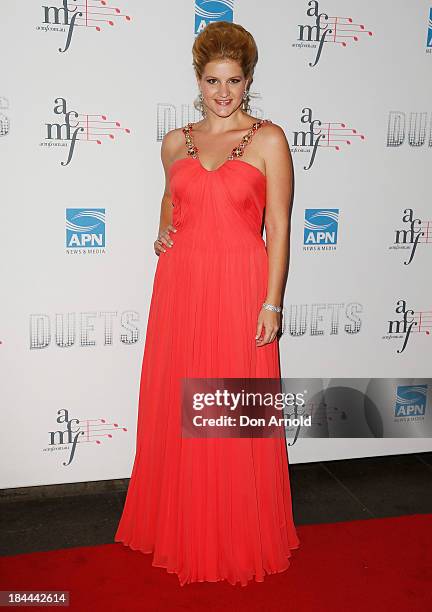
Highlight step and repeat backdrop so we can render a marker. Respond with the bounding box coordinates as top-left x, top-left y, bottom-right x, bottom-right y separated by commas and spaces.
1, 1, 431, 488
